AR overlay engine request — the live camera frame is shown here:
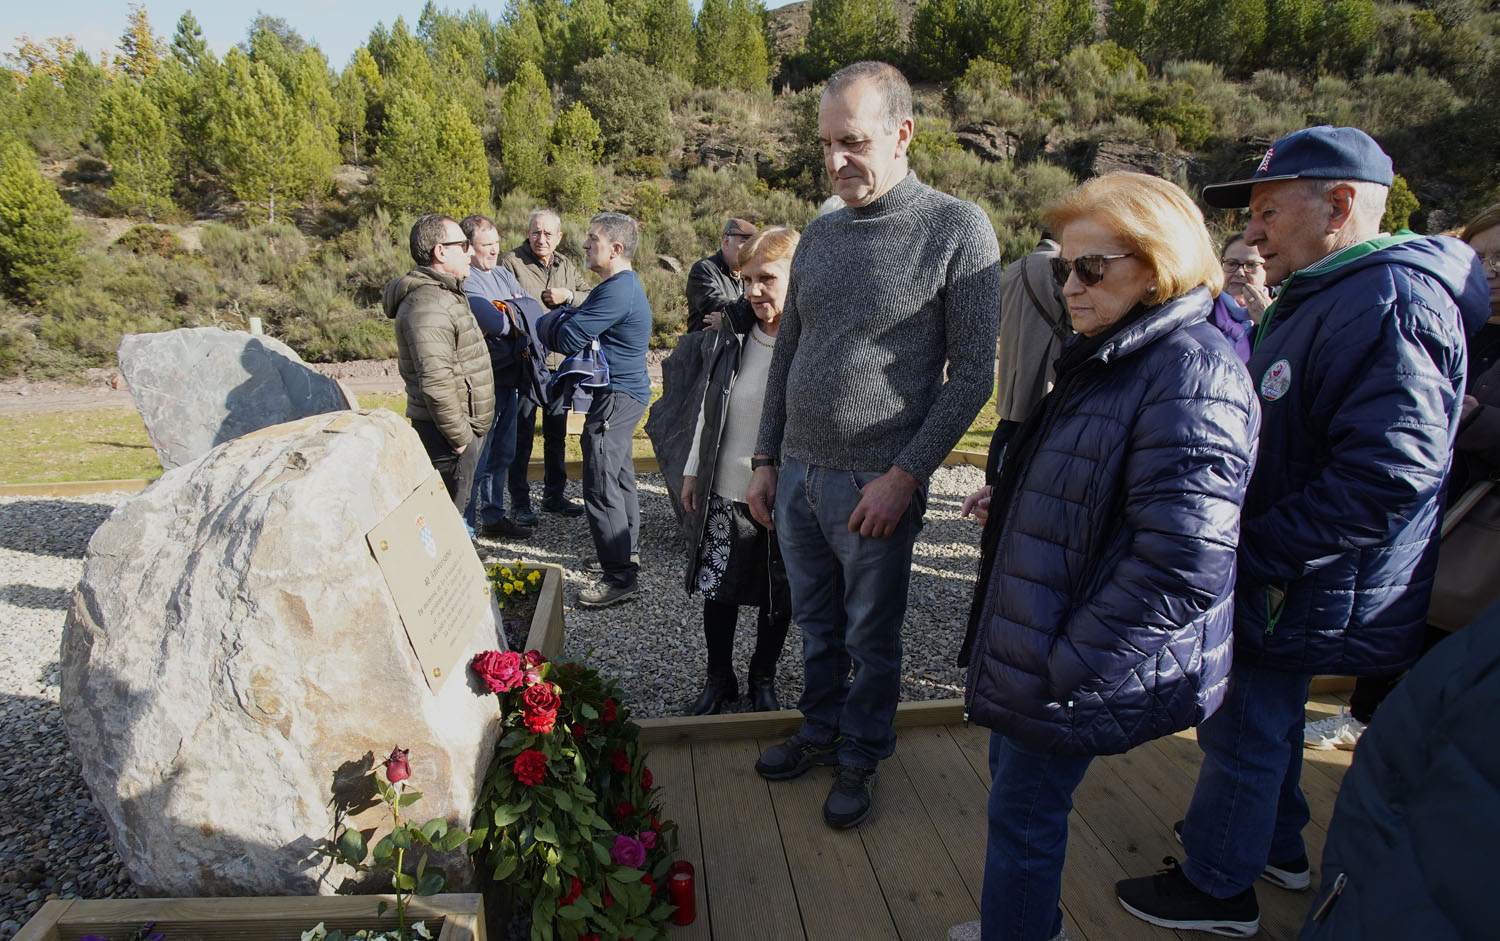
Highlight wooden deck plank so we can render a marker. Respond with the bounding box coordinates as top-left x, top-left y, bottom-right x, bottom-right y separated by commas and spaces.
855, 744, 978, 939
891, 725, 991, 908
648, 743, 711, 941
756, 741, 899, 941
692, 739, 805, 941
